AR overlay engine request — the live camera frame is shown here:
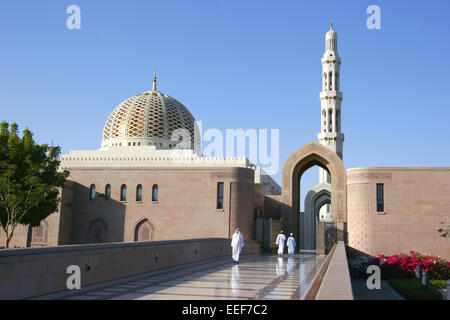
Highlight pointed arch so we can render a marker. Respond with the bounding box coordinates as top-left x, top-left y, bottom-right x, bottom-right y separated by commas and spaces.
87, 218, 108, 244
28, 220, 49, 247
281, 142, 347, 252
134, 218, 156, 242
